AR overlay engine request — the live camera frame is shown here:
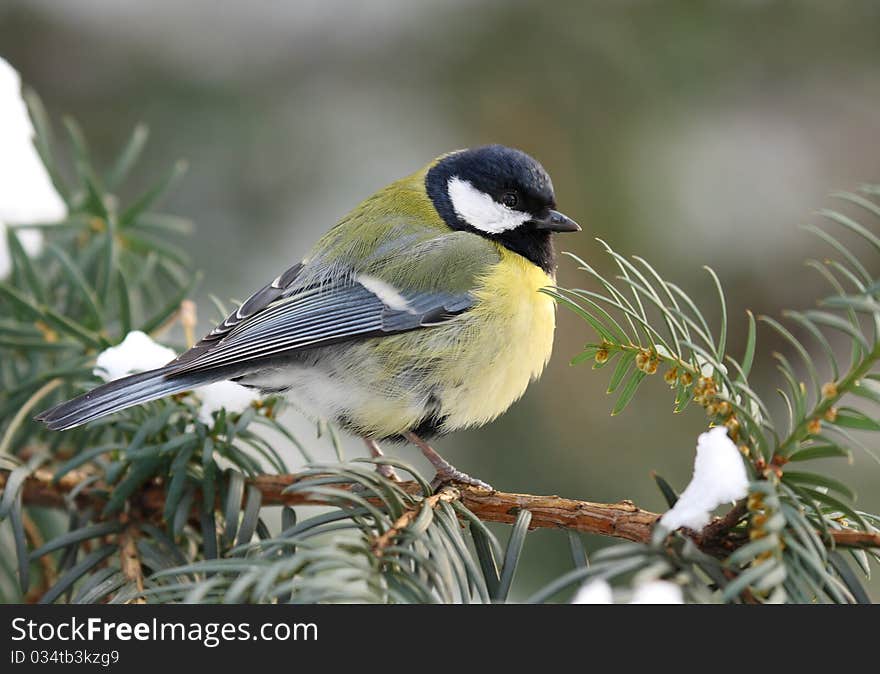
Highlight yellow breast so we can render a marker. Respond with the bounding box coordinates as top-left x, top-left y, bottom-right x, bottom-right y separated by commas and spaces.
438, 247, 557, 430
320, 246, 558, 439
